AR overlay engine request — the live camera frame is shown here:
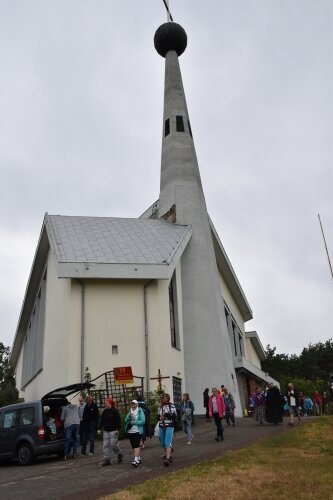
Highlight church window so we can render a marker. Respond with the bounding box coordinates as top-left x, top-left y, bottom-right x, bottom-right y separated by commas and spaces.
239, 333, 243, 357
169, 272, 180, 349
21, 269, 47, 388
172, 376, 182, 407
165, 118, 170, 136
188, 119, 193, 137
176, 115, 185, 132
232, 322, 237, 356
112, 345, 118, 355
